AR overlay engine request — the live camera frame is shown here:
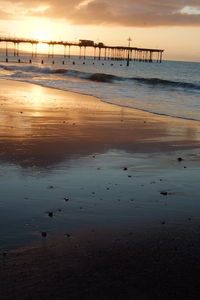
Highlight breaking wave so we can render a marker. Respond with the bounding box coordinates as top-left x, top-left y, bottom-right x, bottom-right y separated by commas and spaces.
0, 64, 200, 92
